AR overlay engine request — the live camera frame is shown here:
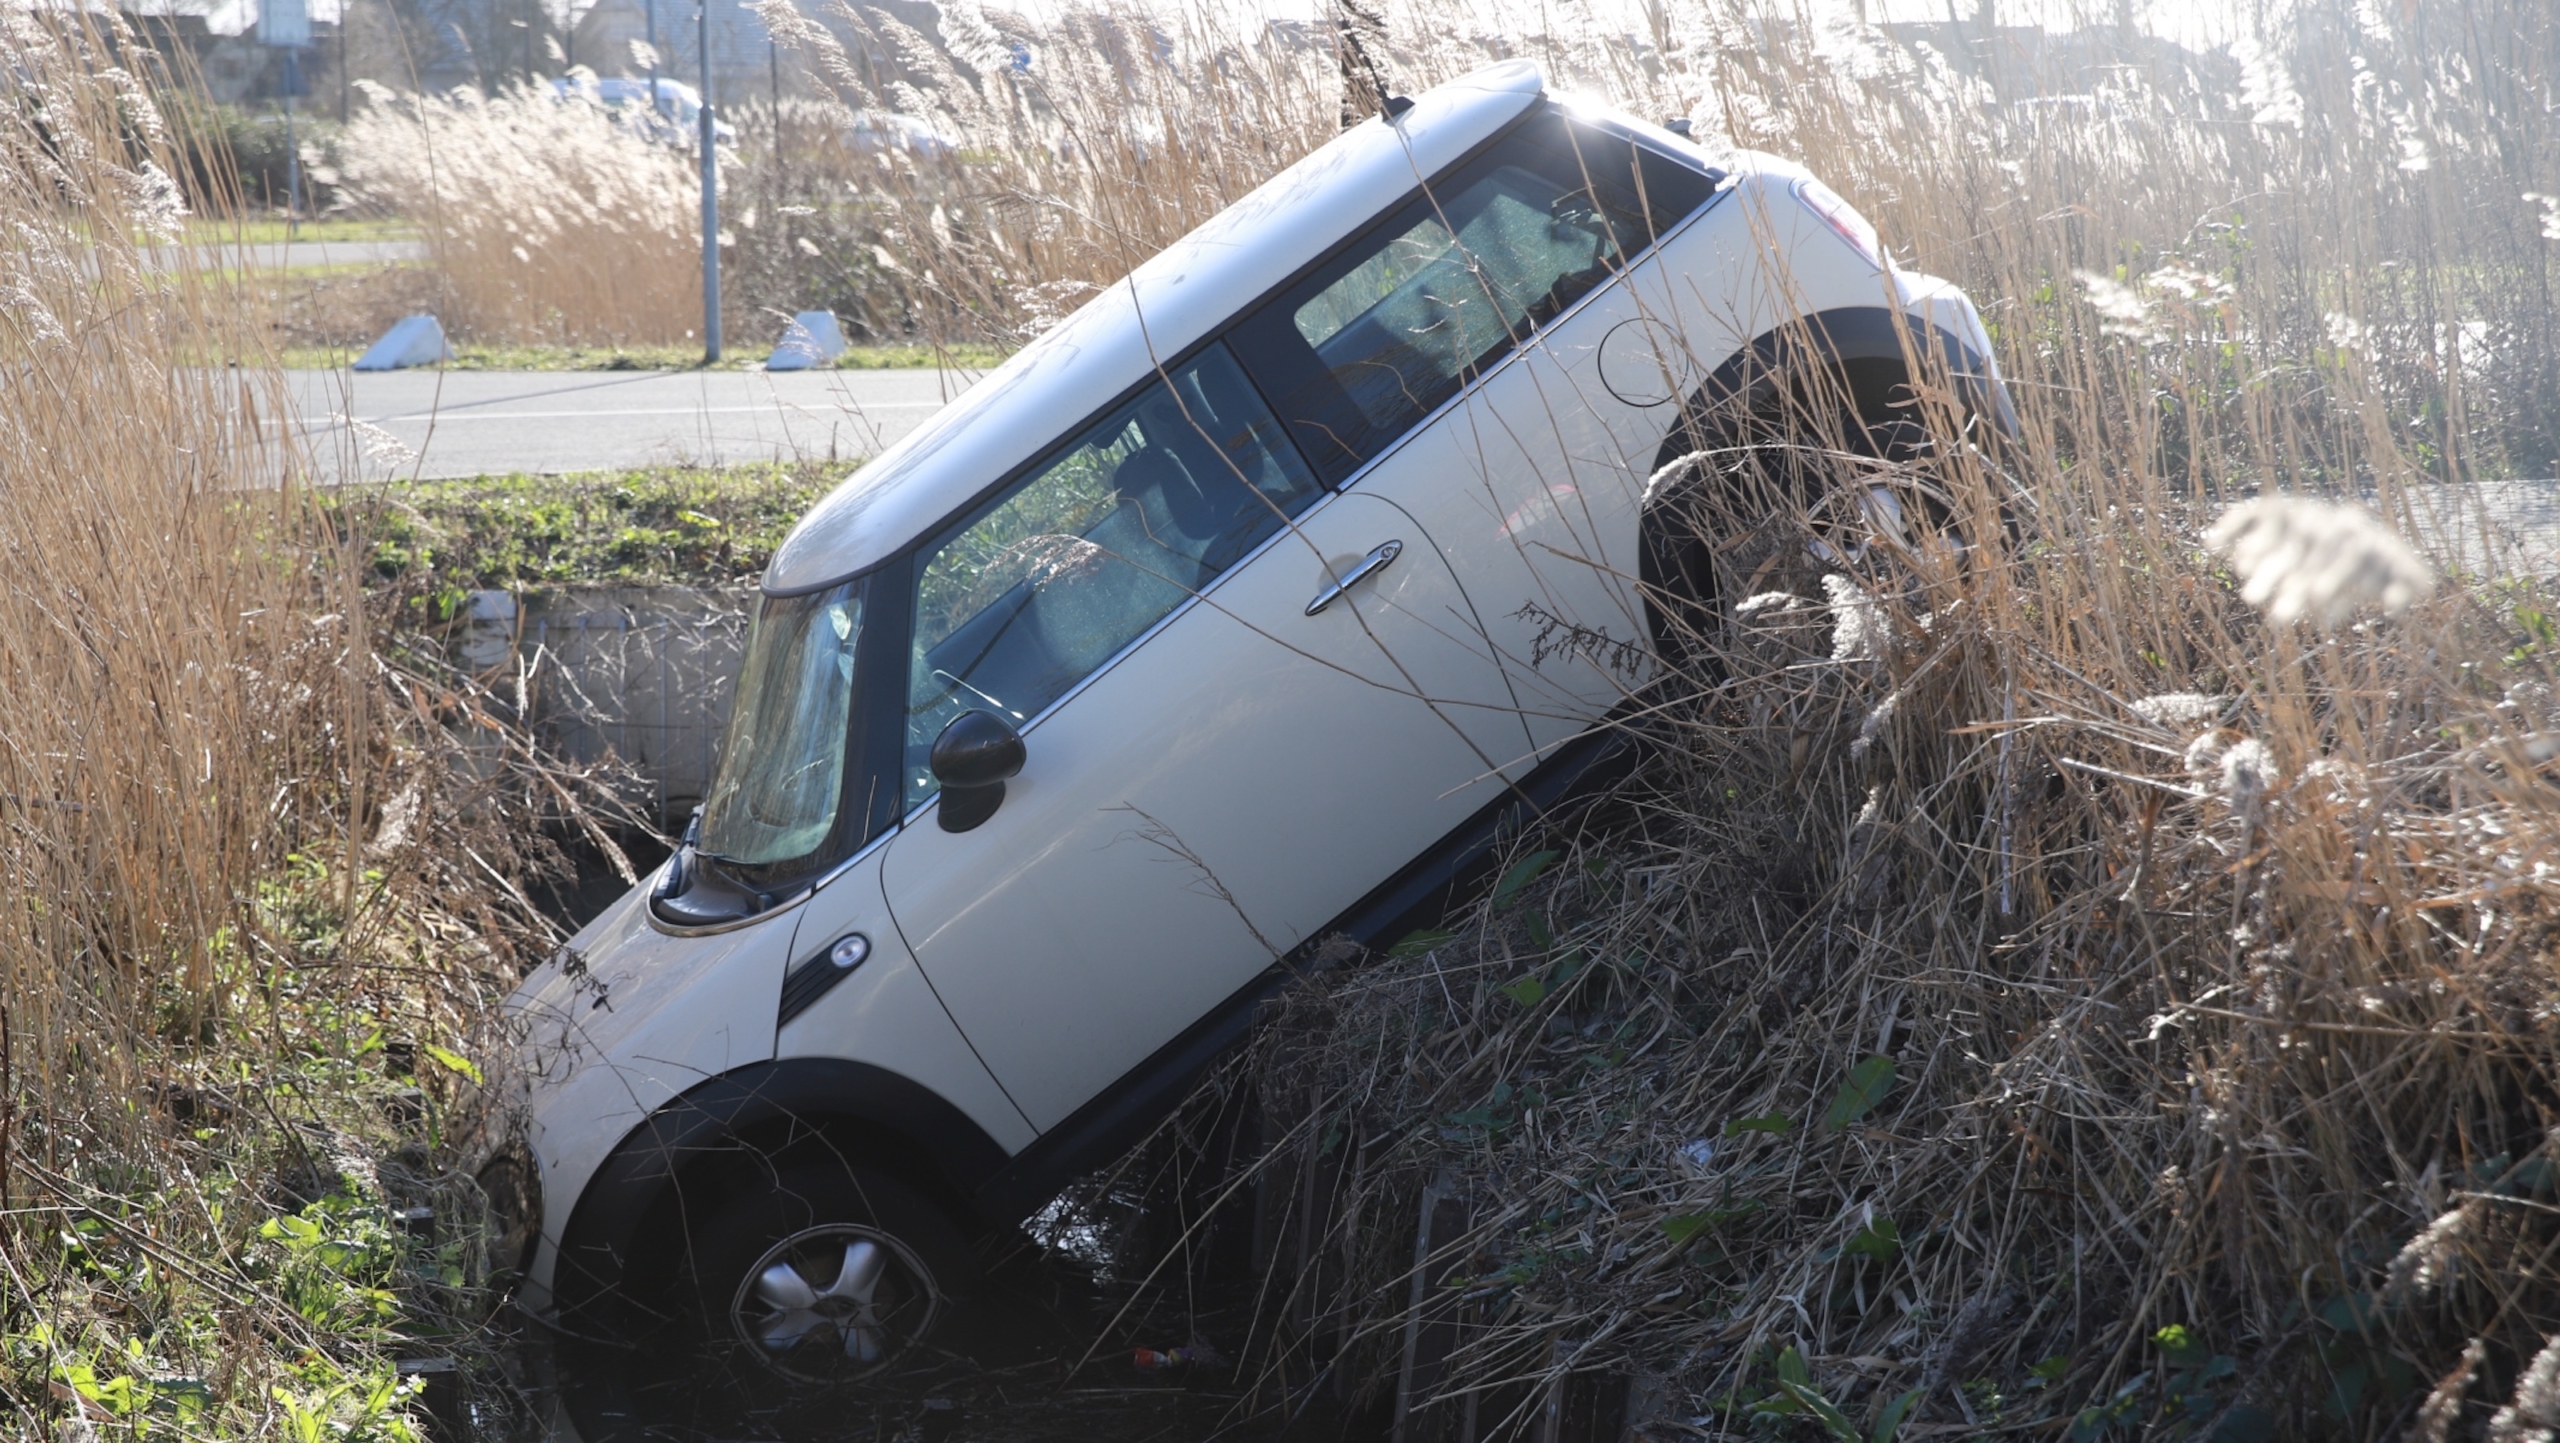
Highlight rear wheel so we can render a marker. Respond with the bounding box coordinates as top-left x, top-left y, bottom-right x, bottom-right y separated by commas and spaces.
681, 1156, 979, 1385
1639, 362, 1985, 662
